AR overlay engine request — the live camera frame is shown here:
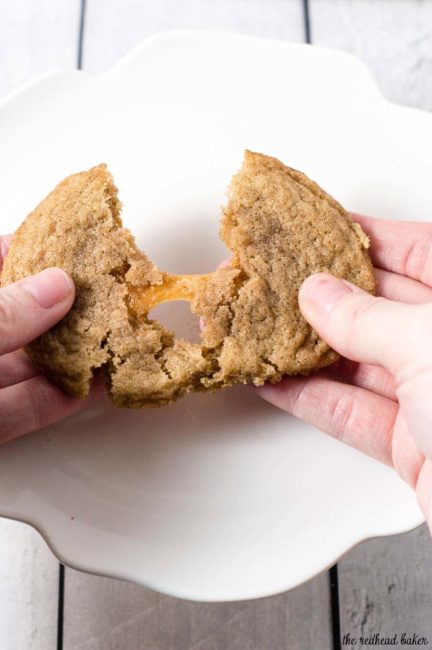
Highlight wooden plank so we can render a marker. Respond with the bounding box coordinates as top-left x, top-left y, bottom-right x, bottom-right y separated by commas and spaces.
309, 0, 432, 110
338, 525, 432, 644
310, 0, 432, 642
0, 0, 81, 99
0, 518, 59, 650
81, 0, 304, 73
0, 2, 81, 648
64, 568, 332, 650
